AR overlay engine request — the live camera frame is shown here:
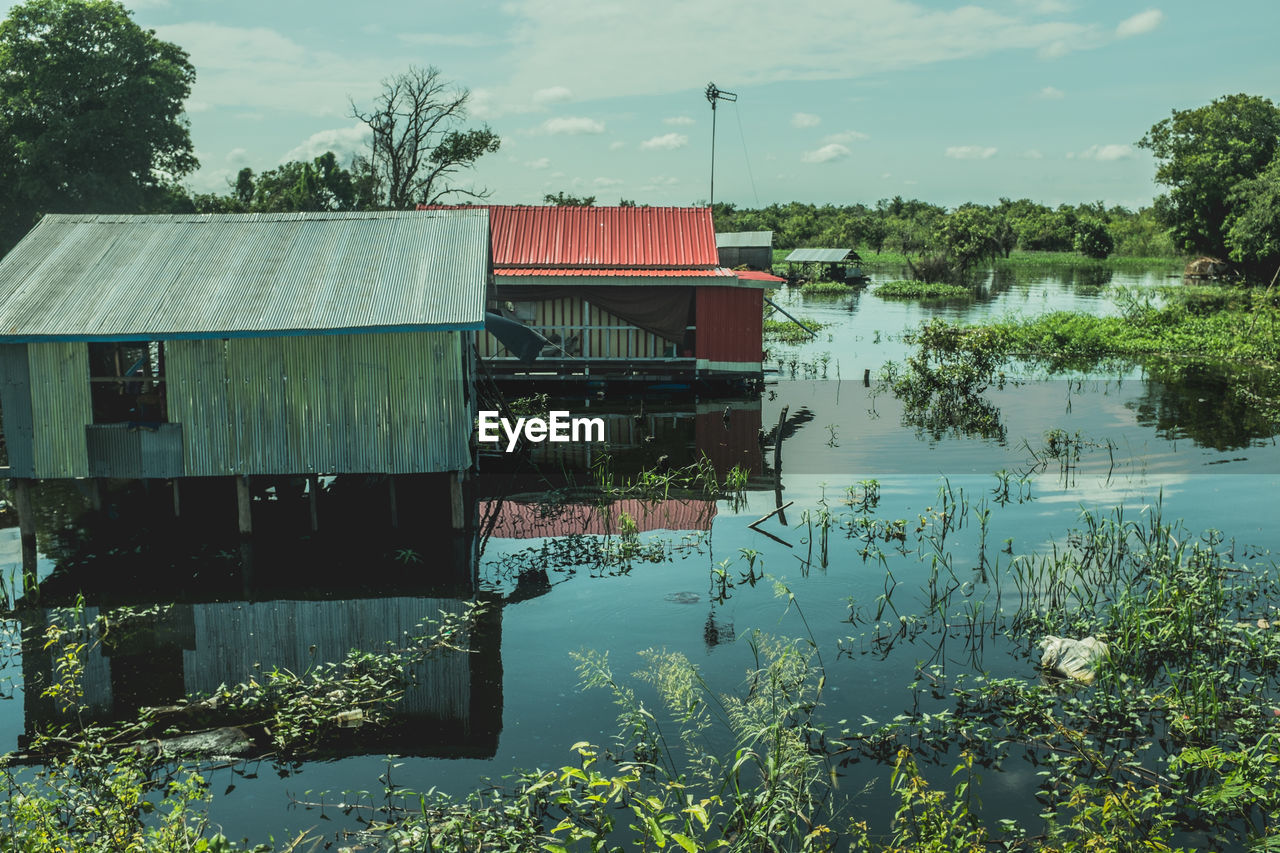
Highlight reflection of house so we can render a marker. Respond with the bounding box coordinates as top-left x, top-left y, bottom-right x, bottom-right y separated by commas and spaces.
431, 205, 766, 388
0, 211, 490, 569
715, 231, 773, 271
21, 595, 503, 758
479, 497, 718, 539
